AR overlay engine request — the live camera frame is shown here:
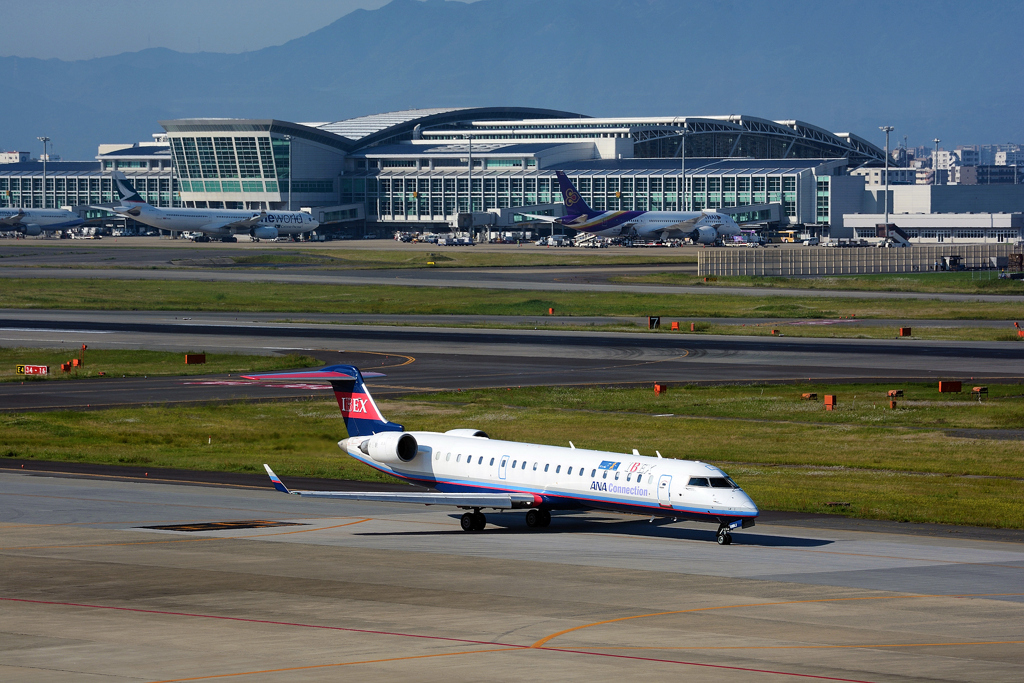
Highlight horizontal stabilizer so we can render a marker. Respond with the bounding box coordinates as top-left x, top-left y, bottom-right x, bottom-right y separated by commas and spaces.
243, 366, 386, 381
